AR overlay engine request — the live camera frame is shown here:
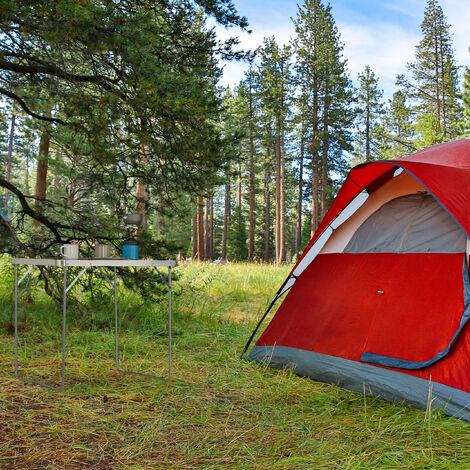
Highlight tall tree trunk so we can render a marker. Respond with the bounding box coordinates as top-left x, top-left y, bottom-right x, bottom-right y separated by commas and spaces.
204, 197, 210, 260
4, 112, 15, 214
236, 163, 242, 208
222, 176, 230, 260
279, 126, 286, 263
439, 41, 447, 135
67, 184, 76, 209
196, 195, 204, 260
209, 197, 214, 259
321, 96, 329, 219
157, 196, 165, 235
25, 156, 30, 193
296, 132, 304, 260
434, 32, 441, 129
275, 123, 281, 264
321, 139, 328, 219
365, 89, 370, 162
248, 130, 255, 261
136, 178, 146, 228
310, 85, 319, 238
264, 155, 271, 263
34, 130, 50, 227
311, 158, 319, 237
248, 76, 256, 261
191, 214, 196, 258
